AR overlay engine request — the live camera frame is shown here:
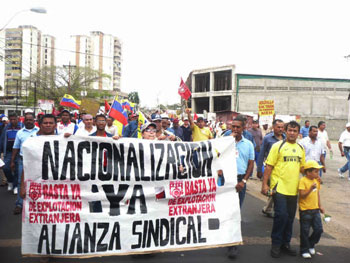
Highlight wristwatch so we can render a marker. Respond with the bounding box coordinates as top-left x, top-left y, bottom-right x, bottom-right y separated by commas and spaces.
242, 179, 247, 184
